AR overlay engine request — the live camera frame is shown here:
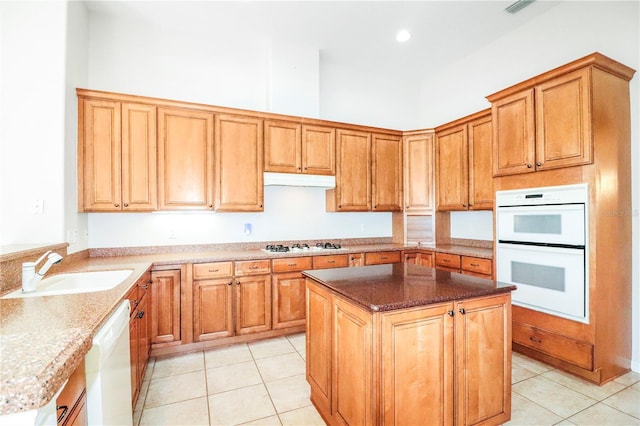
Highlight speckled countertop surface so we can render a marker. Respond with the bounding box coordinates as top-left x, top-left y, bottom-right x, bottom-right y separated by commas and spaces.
0, 242, 491, 415
303, 263, 514, 312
